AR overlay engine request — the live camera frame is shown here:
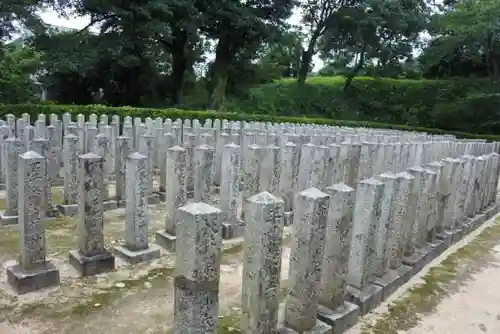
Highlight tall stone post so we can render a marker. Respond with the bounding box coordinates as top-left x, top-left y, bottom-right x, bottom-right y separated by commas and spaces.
0, 138, 24, 225
114, 153, 161, 263
115, 135, 130, 205
139, 134, 160, 204
193, 144, 215, 203
317, 183, 359, 332
155, 146, 188, 251
68, 153, 115, 276
346, 178, 384, 315
6, 151, 60, 294
282, 187, 332, 333
58, 134, 80, 216
241, 192, 284, 333
173, 202, 222, 333
259, 144, 281, 194
219, 143, 243, 239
